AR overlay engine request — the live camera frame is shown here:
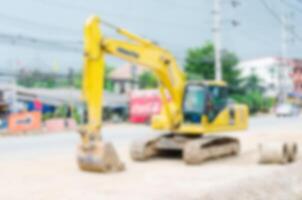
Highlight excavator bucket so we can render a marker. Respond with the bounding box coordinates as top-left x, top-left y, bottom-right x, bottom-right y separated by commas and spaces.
77, 140, 125, 173
77, 16, 124, 173
259, 142, 298, 164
